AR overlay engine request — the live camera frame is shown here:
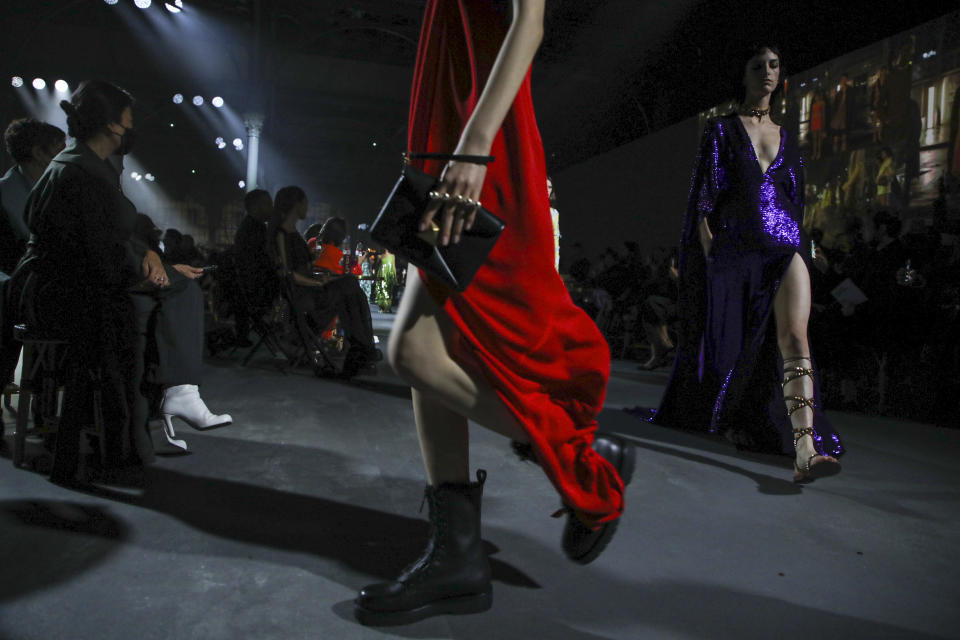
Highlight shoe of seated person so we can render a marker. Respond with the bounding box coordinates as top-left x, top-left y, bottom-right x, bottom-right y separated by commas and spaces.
340, 345, 381, 379
161, 384, 232, 431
